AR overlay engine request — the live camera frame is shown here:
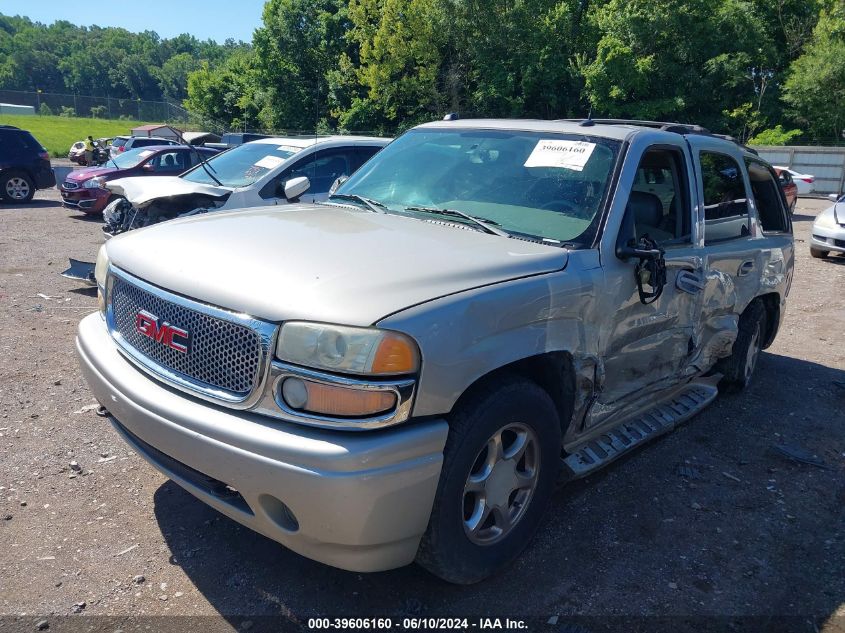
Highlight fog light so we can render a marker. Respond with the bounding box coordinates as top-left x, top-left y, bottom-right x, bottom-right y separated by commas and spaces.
280, 377, 396, 417
281, 377, 308, 409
